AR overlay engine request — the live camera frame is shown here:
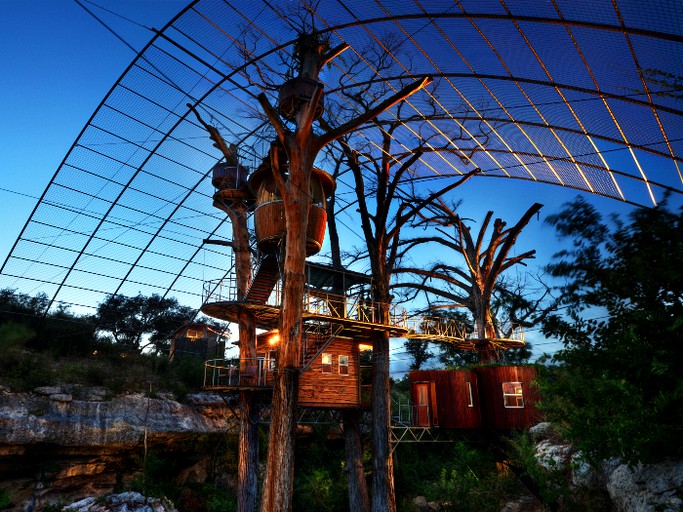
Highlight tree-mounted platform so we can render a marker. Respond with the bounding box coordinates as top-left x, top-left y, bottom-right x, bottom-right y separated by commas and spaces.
200, 292, 410, 338
403, 316, 526, 350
